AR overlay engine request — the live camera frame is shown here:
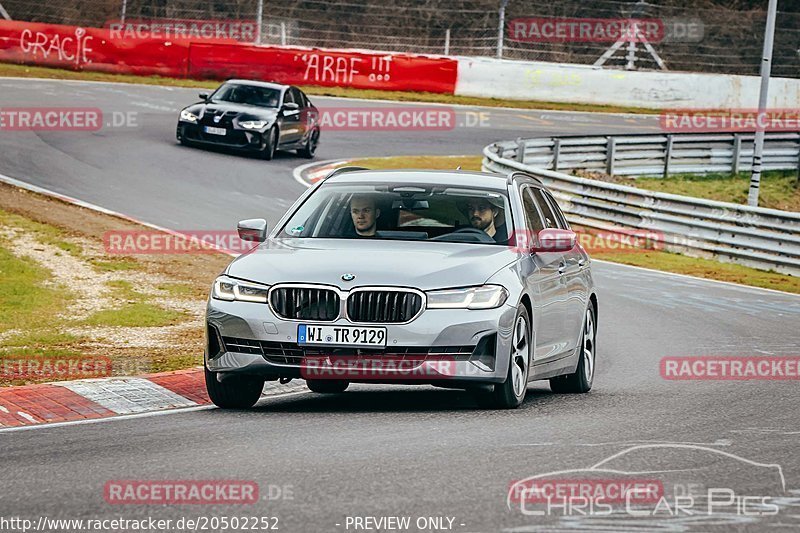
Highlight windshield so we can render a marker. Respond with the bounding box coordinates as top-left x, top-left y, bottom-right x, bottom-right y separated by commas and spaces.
210, 83, 281, 108
279, 183, 513, 245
